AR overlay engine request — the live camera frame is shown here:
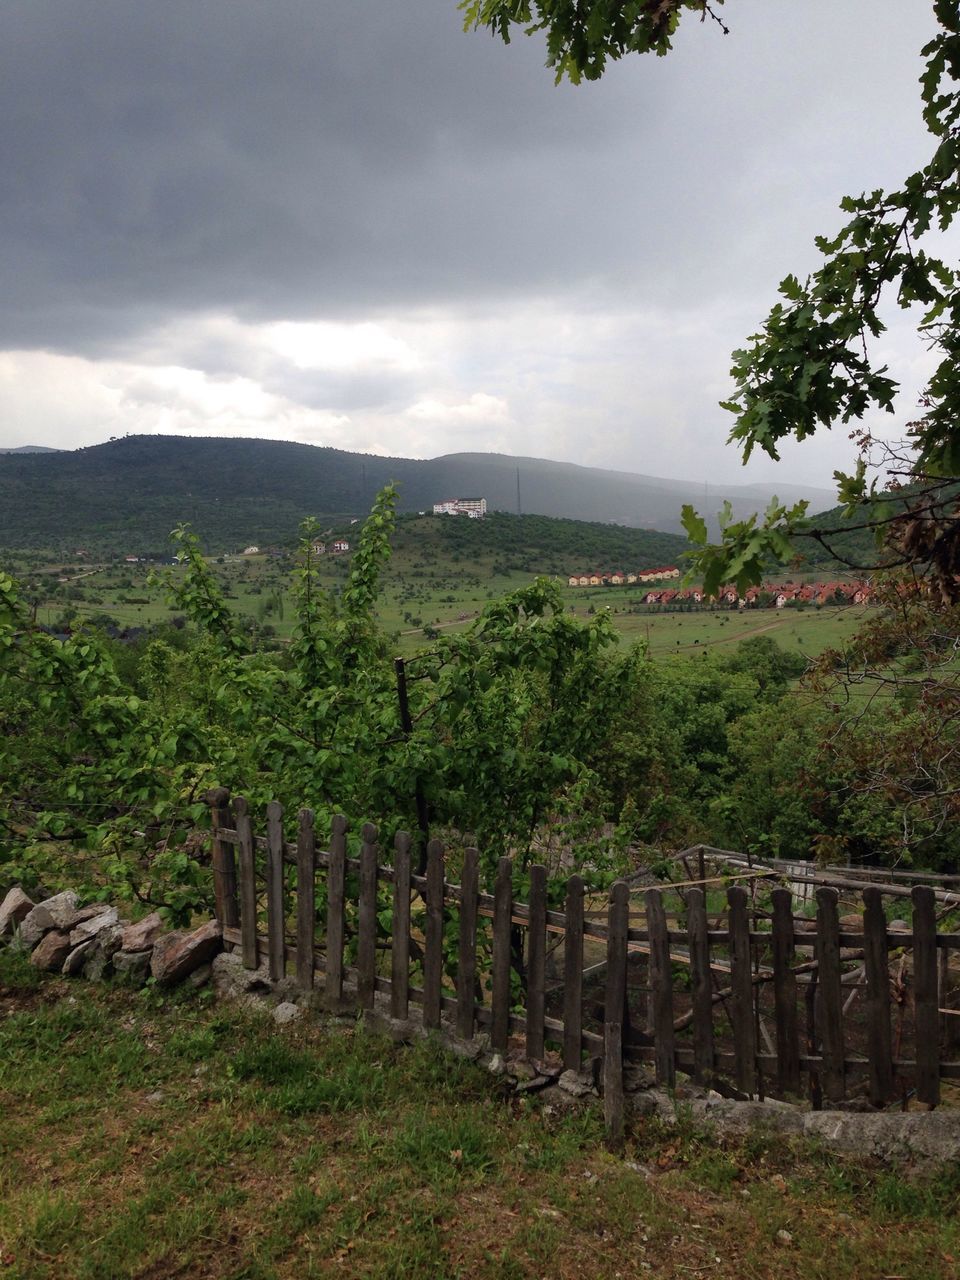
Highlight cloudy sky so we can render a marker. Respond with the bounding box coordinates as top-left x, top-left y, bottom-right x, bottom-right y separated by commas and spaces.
0, 0, 946, 490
